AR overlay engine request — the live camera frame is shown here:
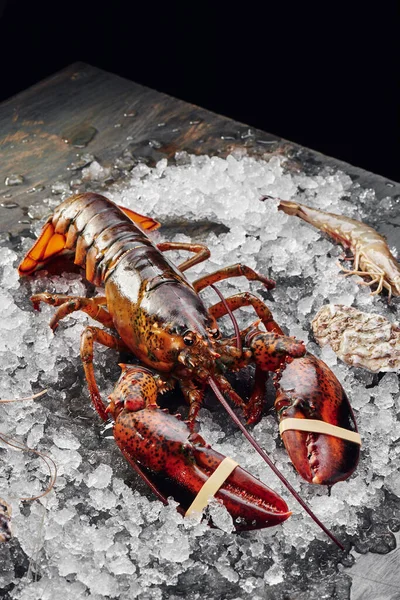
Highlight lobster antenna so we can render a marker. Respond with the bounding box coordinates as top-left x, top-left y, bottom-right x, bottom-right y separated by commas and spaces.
0, 389, 48, 403
207, 376, 344, 550
0, 433, 57, 502
210, 284, 242, 352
